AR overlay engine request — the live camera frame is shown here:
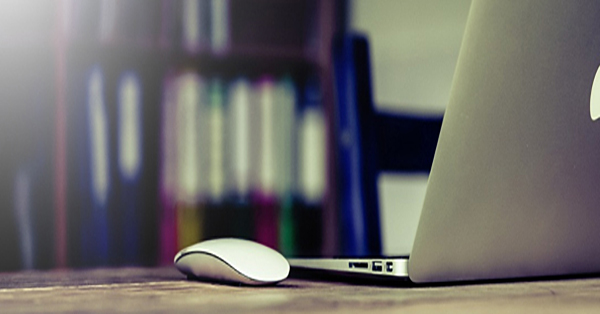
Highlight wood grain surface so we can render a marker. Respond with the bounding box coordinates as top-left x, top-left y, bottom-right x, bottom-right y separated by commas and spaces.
1, 267, 600, 313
